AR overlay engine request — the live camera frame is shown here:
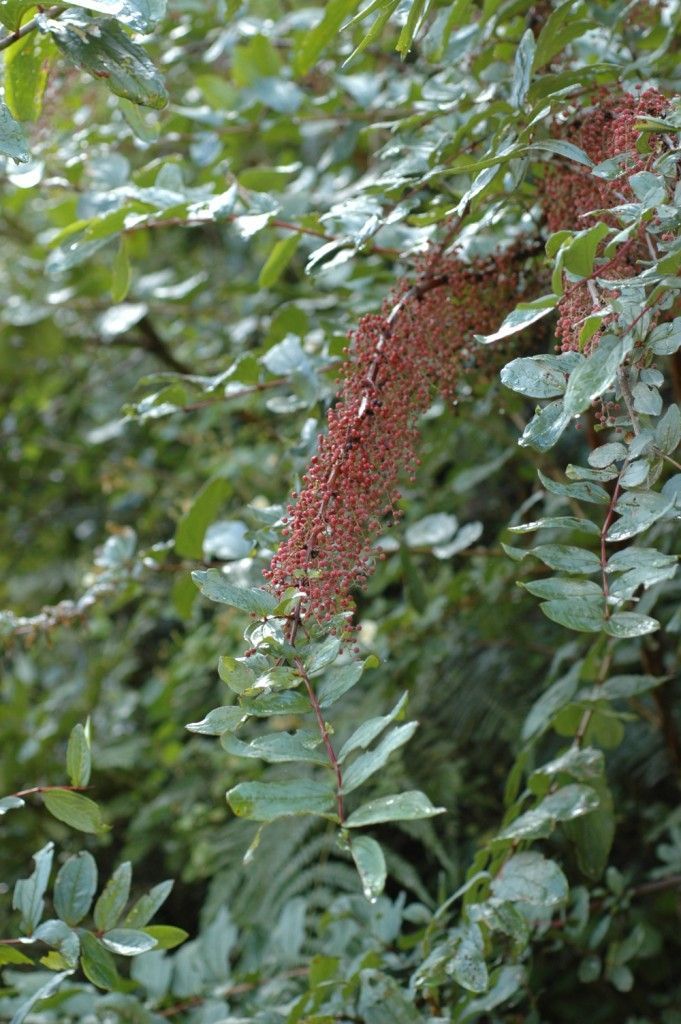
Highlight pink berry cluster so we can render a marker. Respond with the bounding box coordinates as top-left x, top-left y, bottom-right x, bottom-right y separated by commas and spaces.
264, 251, 519, 620
541, 87, 670, 352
